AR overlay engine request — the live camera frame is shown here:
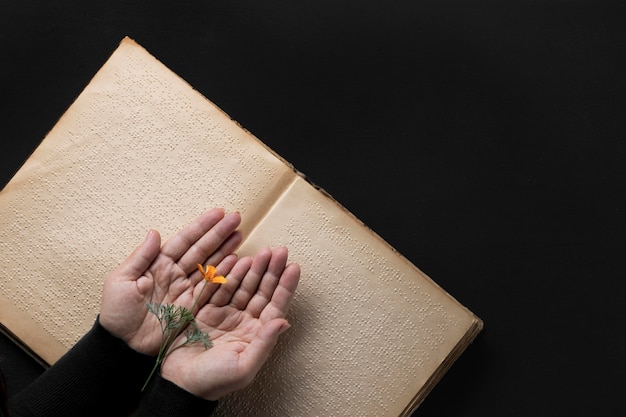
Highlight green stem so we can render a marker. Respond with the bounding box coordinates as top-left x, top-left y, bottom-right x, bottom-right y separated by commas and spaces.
141, 359, 160, 391
189, 279, 208, 315
142, 323, 168, 391
142, 279, 211, 391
